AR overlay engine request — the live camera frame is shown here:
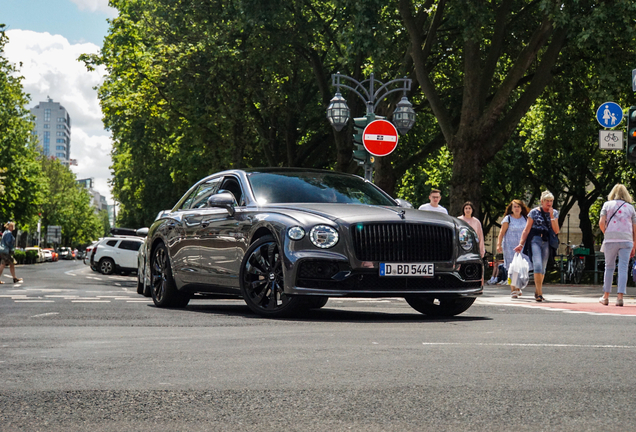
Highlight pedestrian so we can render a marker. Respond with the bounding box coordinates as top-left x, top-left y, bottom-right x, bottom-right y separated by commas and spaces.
457, 201, 485, 258
514, 191, 560, 302
0, 222, 23, 284
418, 188, 448, 214
598, 184, 636, 307
496, 199, 530, 297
